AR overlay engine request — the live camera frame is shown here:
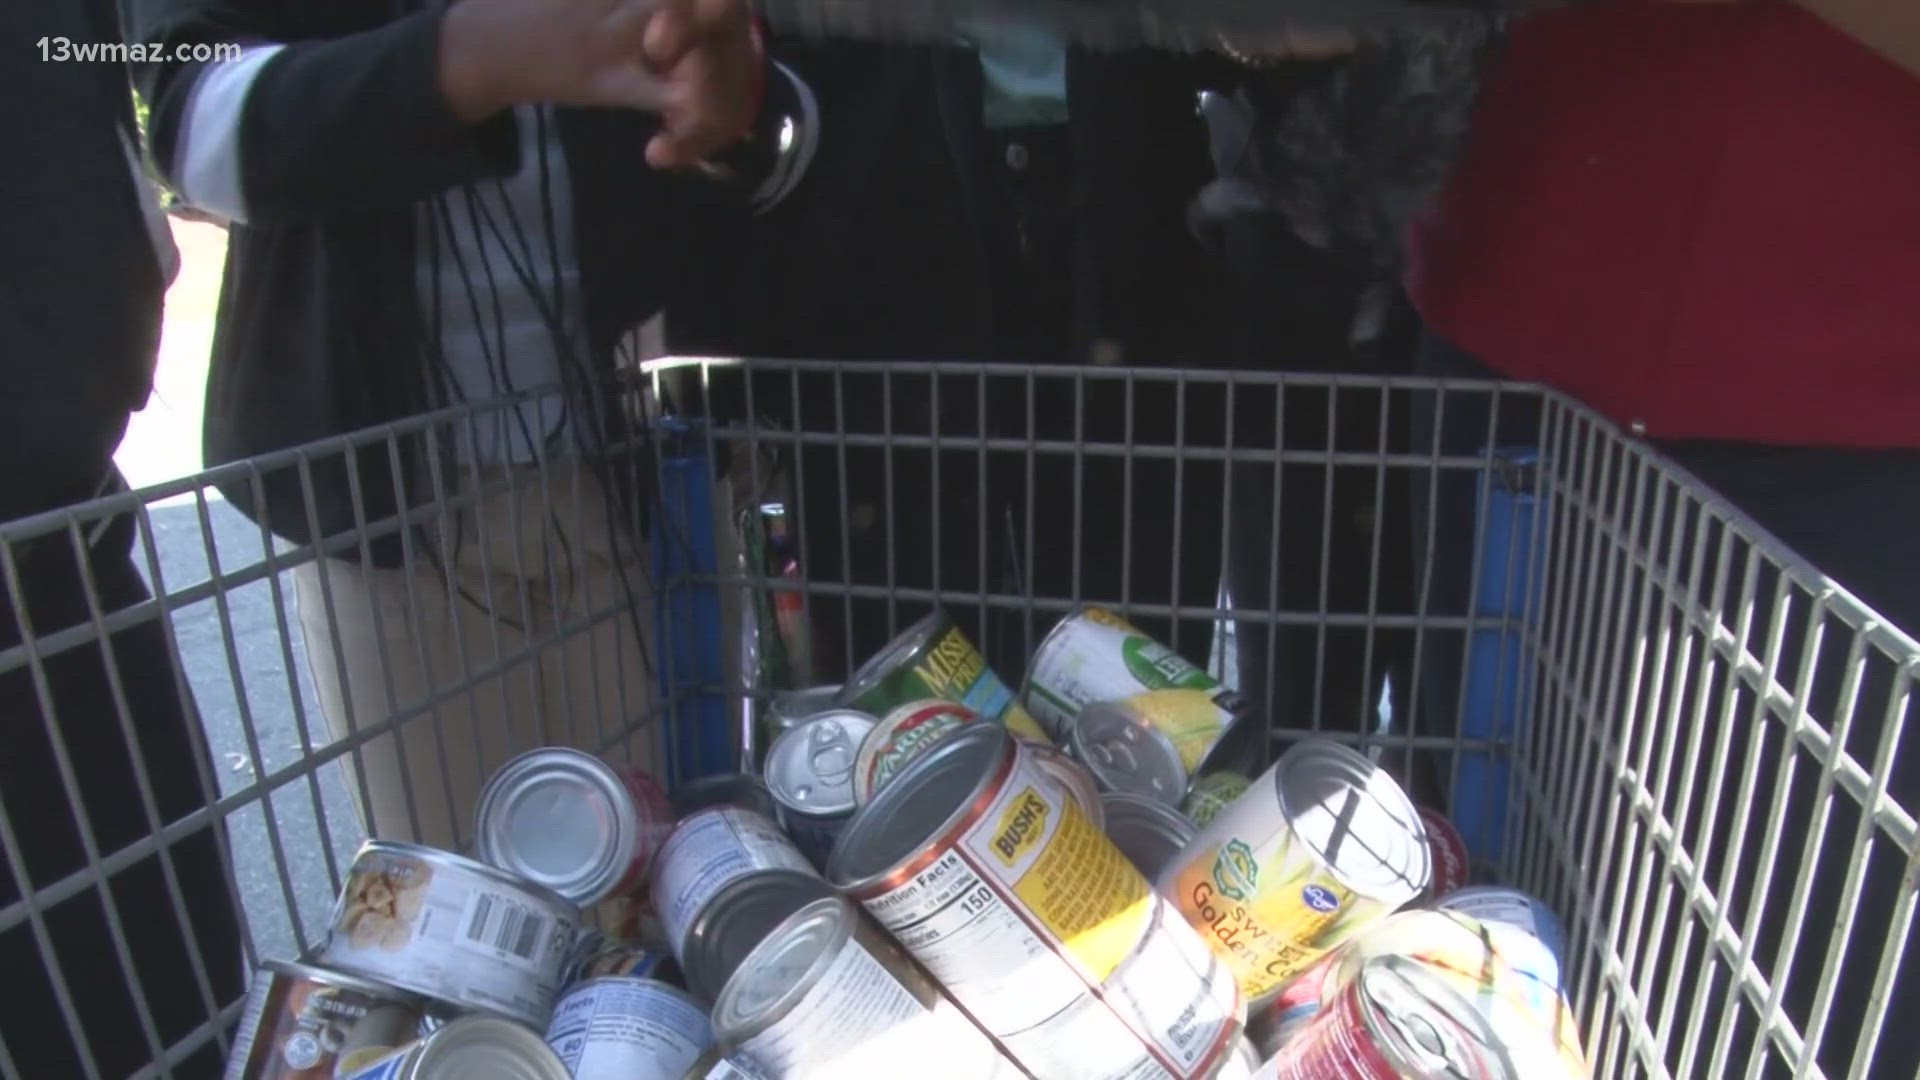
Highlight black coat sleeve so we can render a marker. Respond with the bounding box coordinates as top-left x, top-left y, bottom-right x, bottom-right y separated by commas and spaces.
123, 0, 520, 224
